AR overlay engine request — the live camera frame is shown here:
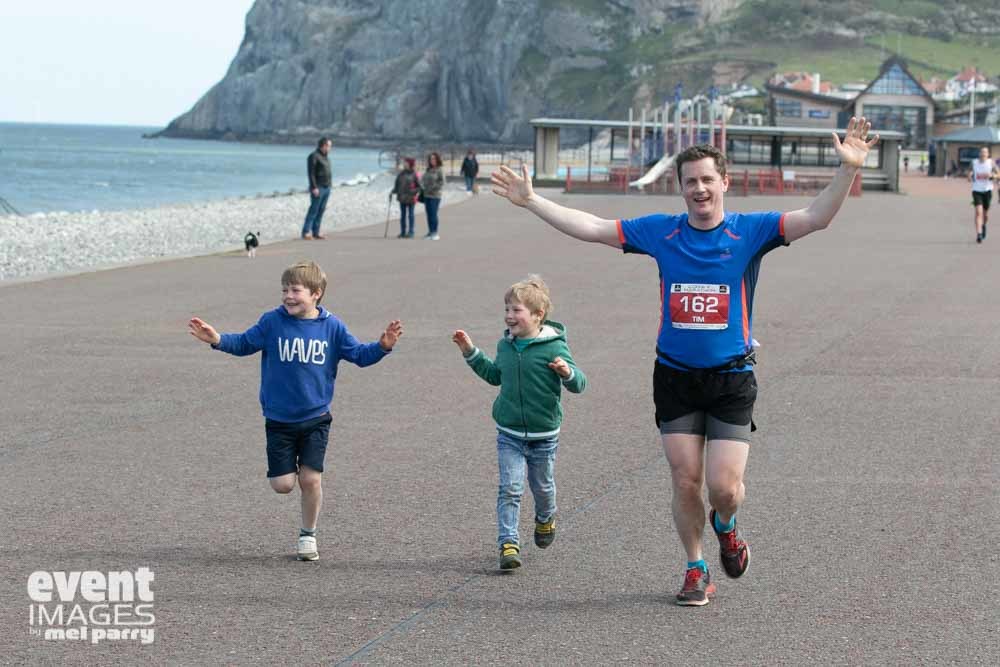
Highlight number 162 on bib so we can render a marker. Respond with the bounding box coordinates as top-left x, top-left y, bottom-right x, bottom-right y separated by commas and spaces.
669, 283, 730, 330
